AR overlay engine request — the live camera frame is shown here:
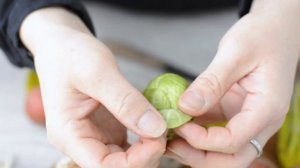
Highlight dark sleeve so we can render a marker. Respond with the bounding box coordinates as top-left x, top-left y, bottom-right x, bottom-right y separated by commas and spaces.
239, 0, 253, 17
0, 0, 95, 69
